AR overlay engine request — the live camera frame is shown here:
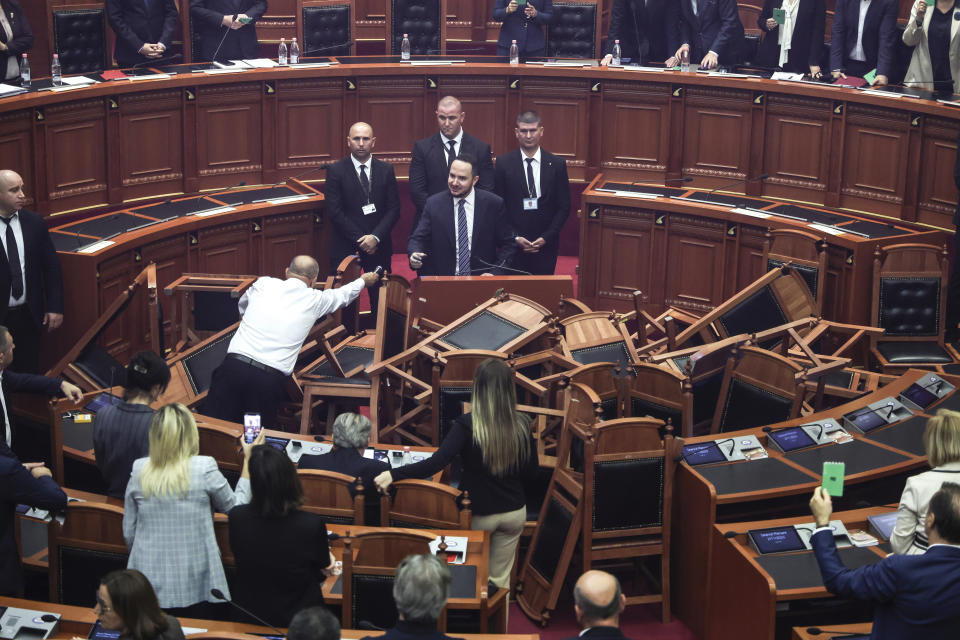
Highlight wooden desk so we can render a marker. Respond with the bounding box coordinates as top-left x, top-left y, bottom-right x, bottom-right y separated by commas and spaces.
707, 506, 892, 640
792, 623, 873, 639
411, 276, 574, 326
671, 369, 952, 638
